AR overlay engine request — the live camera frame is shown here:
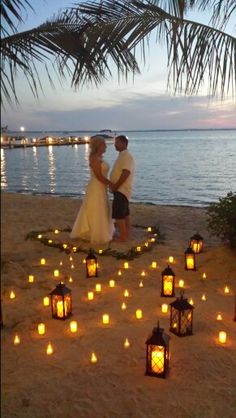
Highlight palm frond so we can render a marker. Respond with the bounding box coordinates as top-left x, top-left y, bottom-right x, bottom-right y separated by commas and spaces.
1, 0, 34, 36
